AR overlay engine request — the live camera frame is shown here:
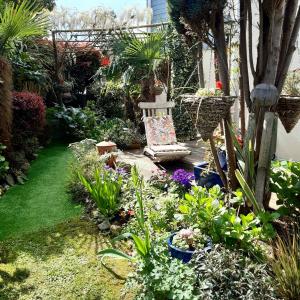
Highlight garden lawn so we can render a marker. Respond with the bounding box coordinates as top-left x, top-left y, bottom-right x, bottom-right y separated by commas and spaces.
0, 219, 132, 299
0, 144, 82, 240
